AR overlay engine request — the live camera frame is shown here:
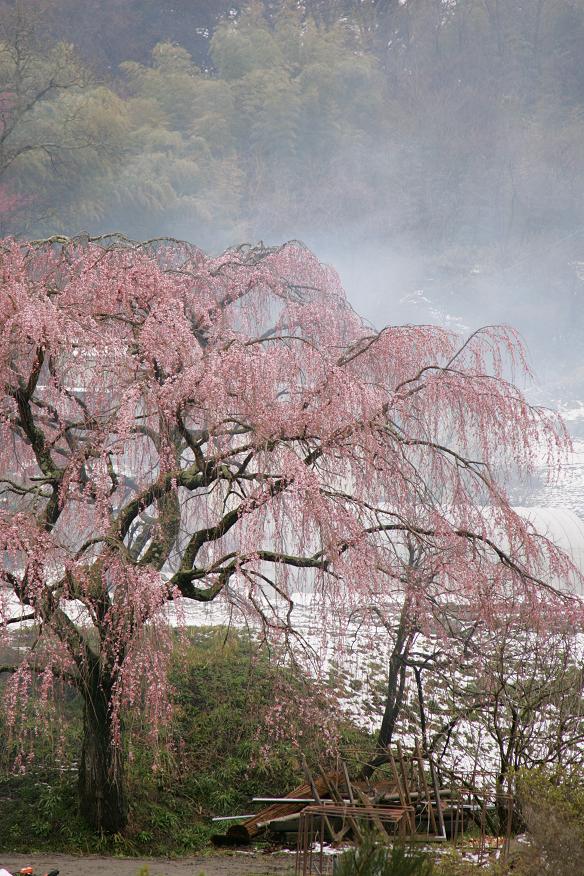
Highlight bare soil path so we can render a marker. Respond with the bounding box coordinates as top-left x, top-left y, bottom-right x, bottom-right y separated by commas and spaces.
0, 852, 295, 876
